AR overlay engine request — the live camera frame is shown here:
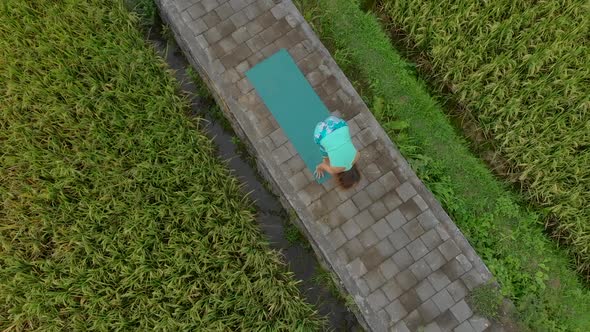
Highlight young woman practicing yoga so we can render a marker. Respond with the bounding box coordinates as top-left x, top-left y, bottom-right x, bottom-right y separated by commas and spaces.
313, 115, 361, 189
